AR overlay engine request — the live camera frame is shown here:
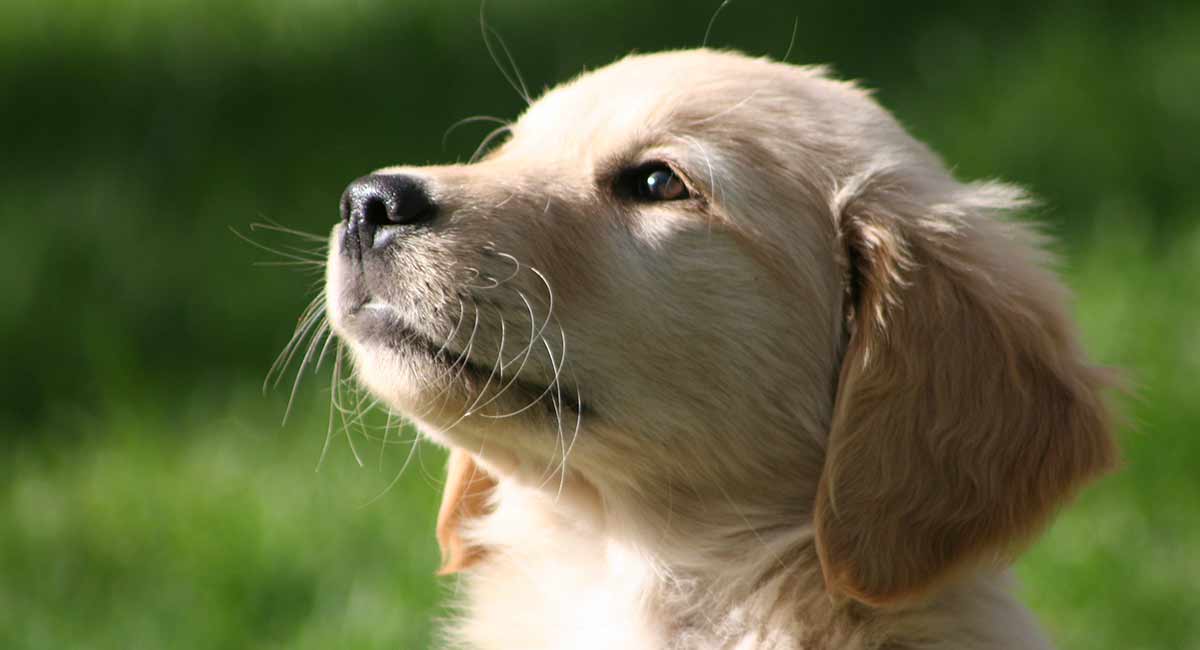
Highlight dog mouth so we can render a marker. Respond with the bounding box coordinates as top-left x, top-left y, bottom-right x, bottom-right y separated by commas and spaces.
342, 298, 586, 416
342, 299, 447, 356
